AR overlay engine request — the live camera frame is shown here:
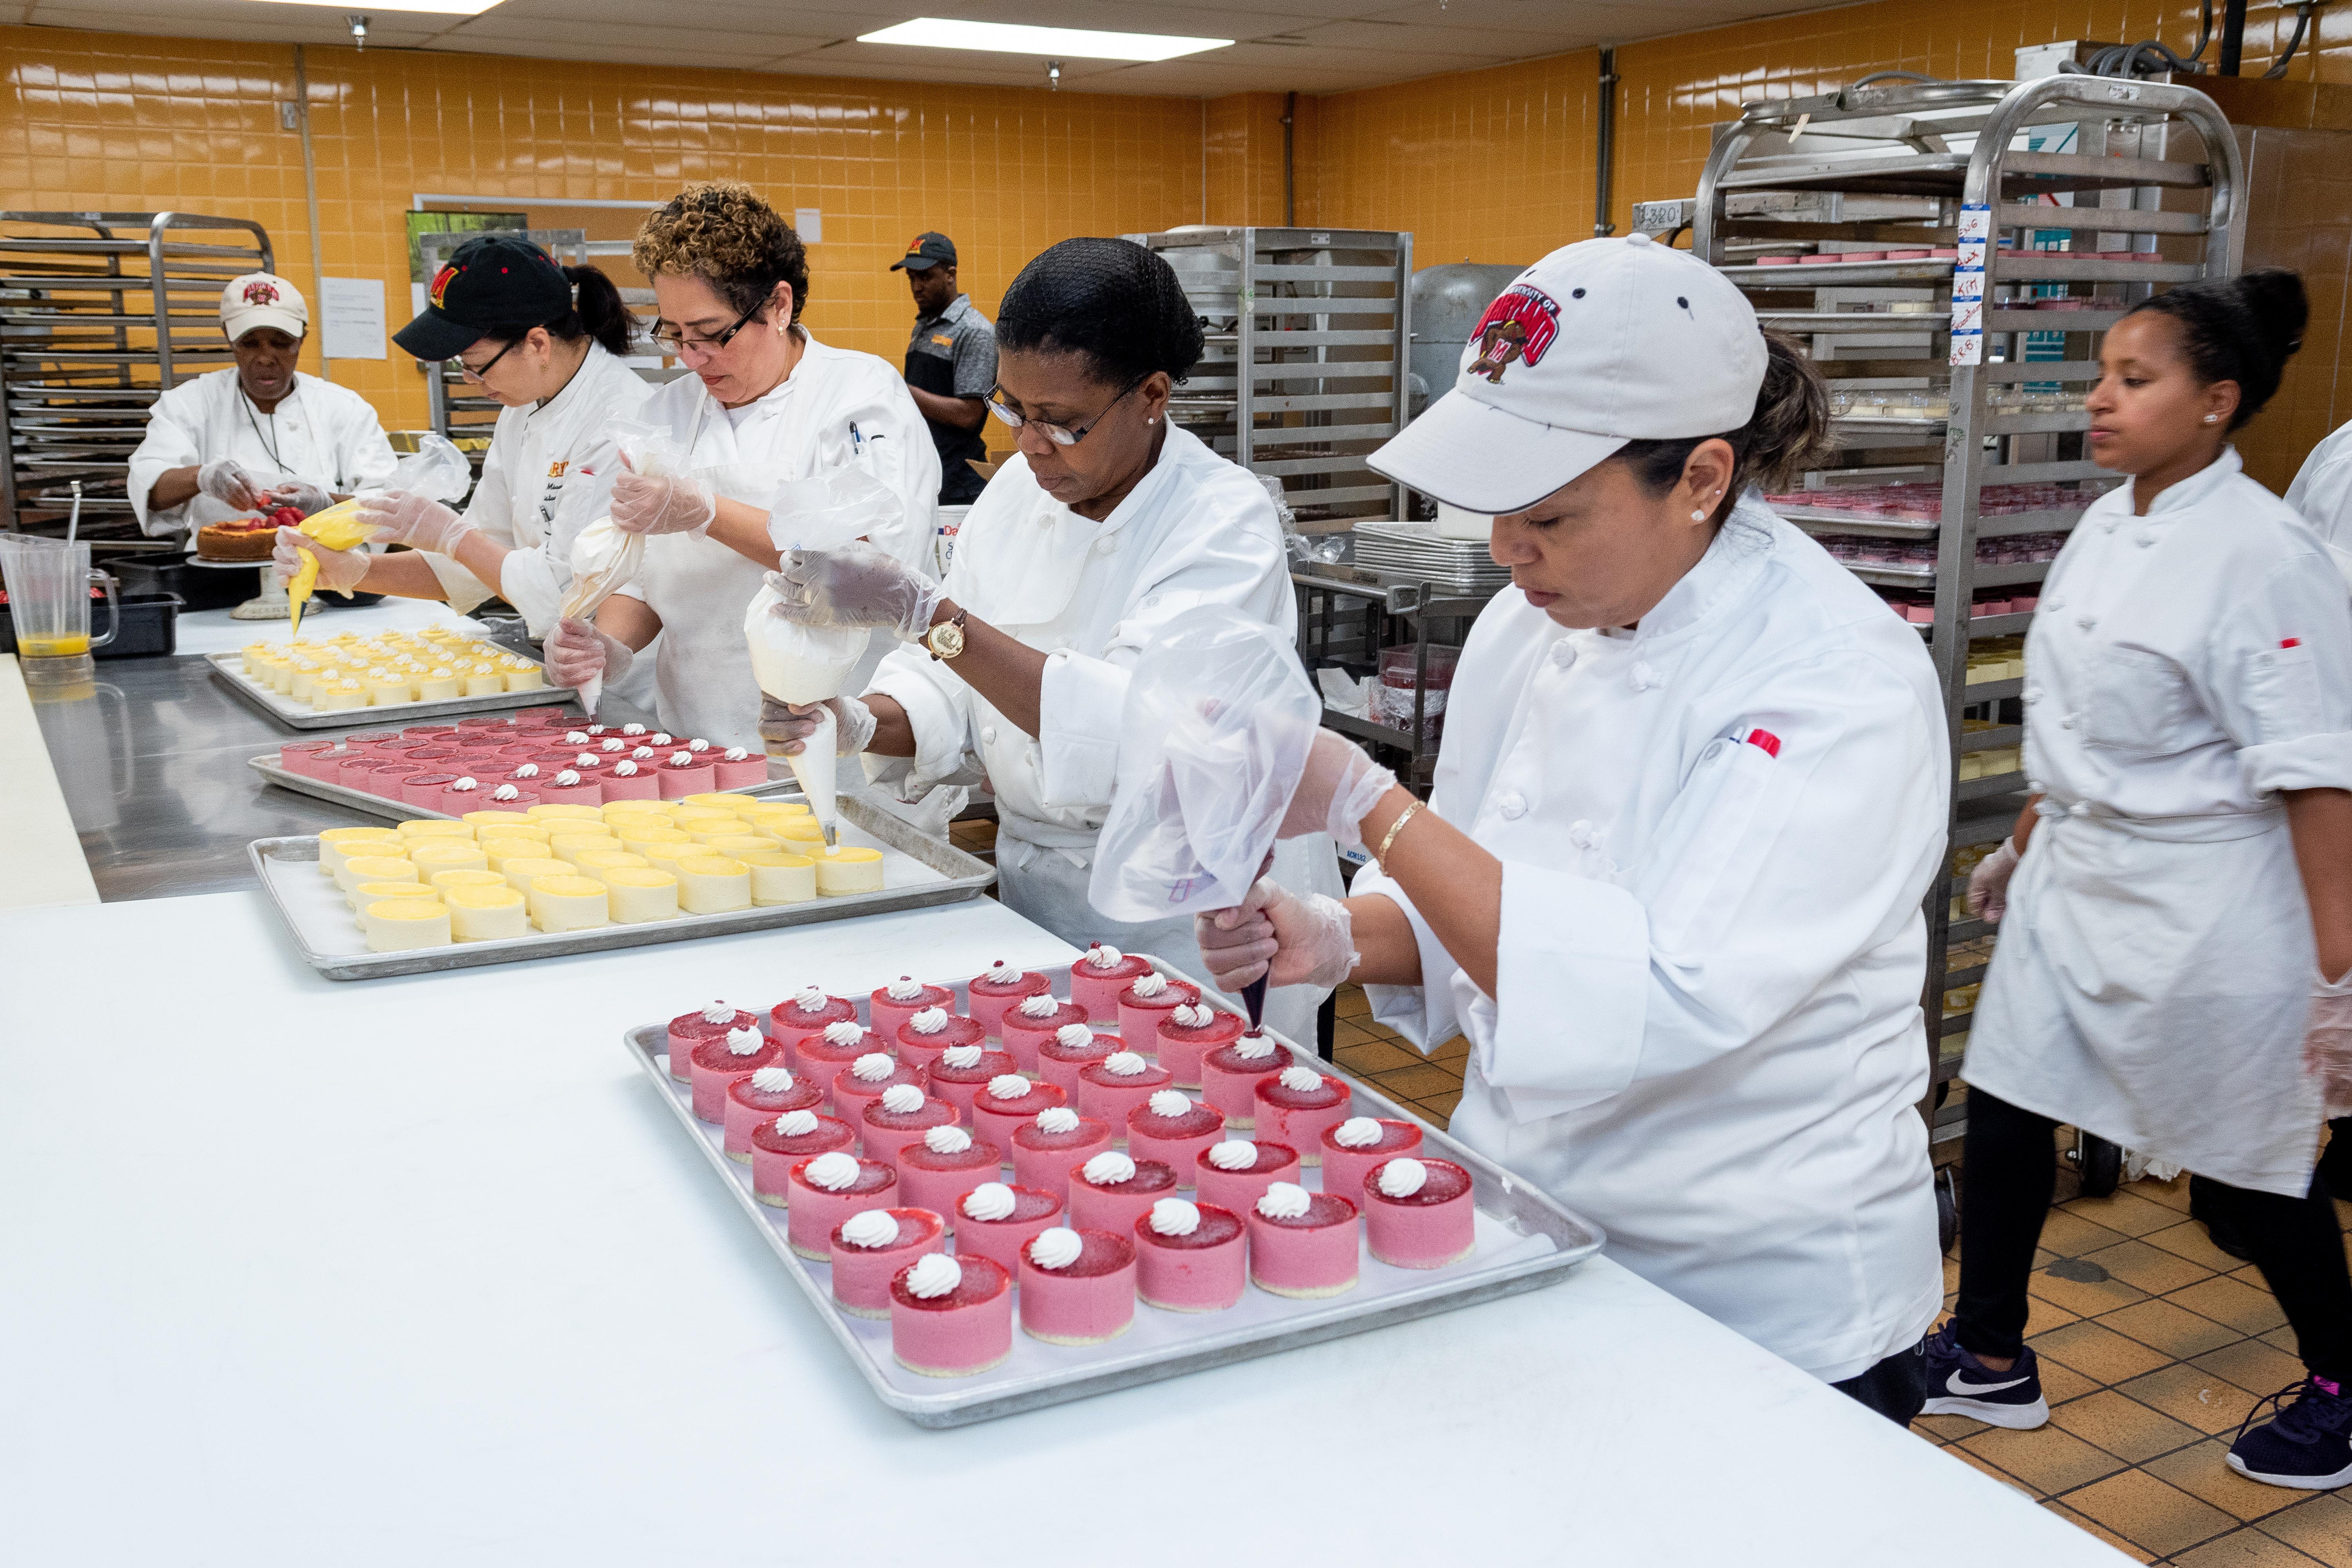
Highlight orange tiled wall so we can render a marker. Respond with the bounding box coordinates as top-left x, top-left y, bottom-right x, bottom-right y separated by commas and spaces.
0, 25, 1209, 431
